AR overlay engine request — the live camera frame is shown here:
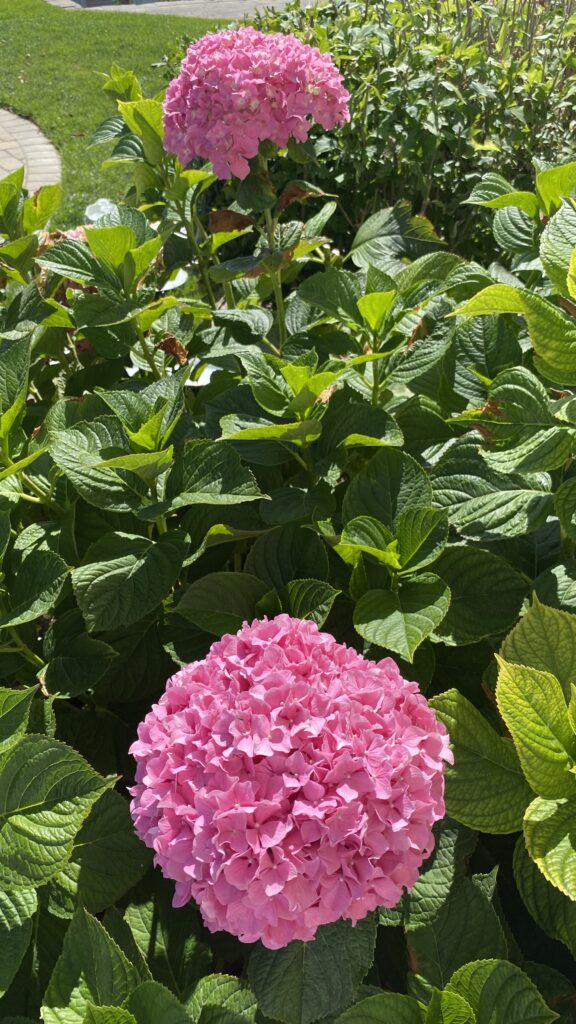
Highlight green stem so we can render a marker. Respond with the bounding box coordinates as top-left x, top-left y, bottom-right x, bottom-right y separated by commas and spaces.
7, 628, 44, 670
178, 202, 218, 308
264, 206, 287, 354
136, 325, 162, 380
